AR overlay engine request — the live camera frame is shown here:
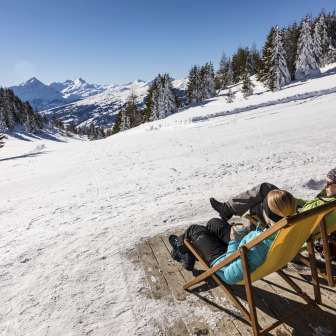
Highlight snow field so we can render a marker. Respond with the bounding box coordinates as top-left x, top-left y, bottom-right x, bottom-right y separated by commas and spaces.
1, 69, 336, 335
